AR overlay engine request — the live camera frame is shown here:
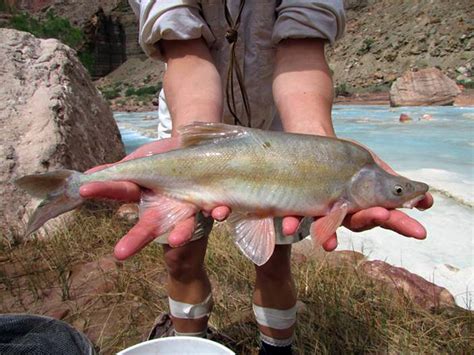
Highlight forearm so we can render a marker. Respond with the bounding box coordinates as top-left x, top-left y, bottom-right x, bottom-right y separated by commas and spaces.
161, 38, 223, 136
273, 39, 335, 137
